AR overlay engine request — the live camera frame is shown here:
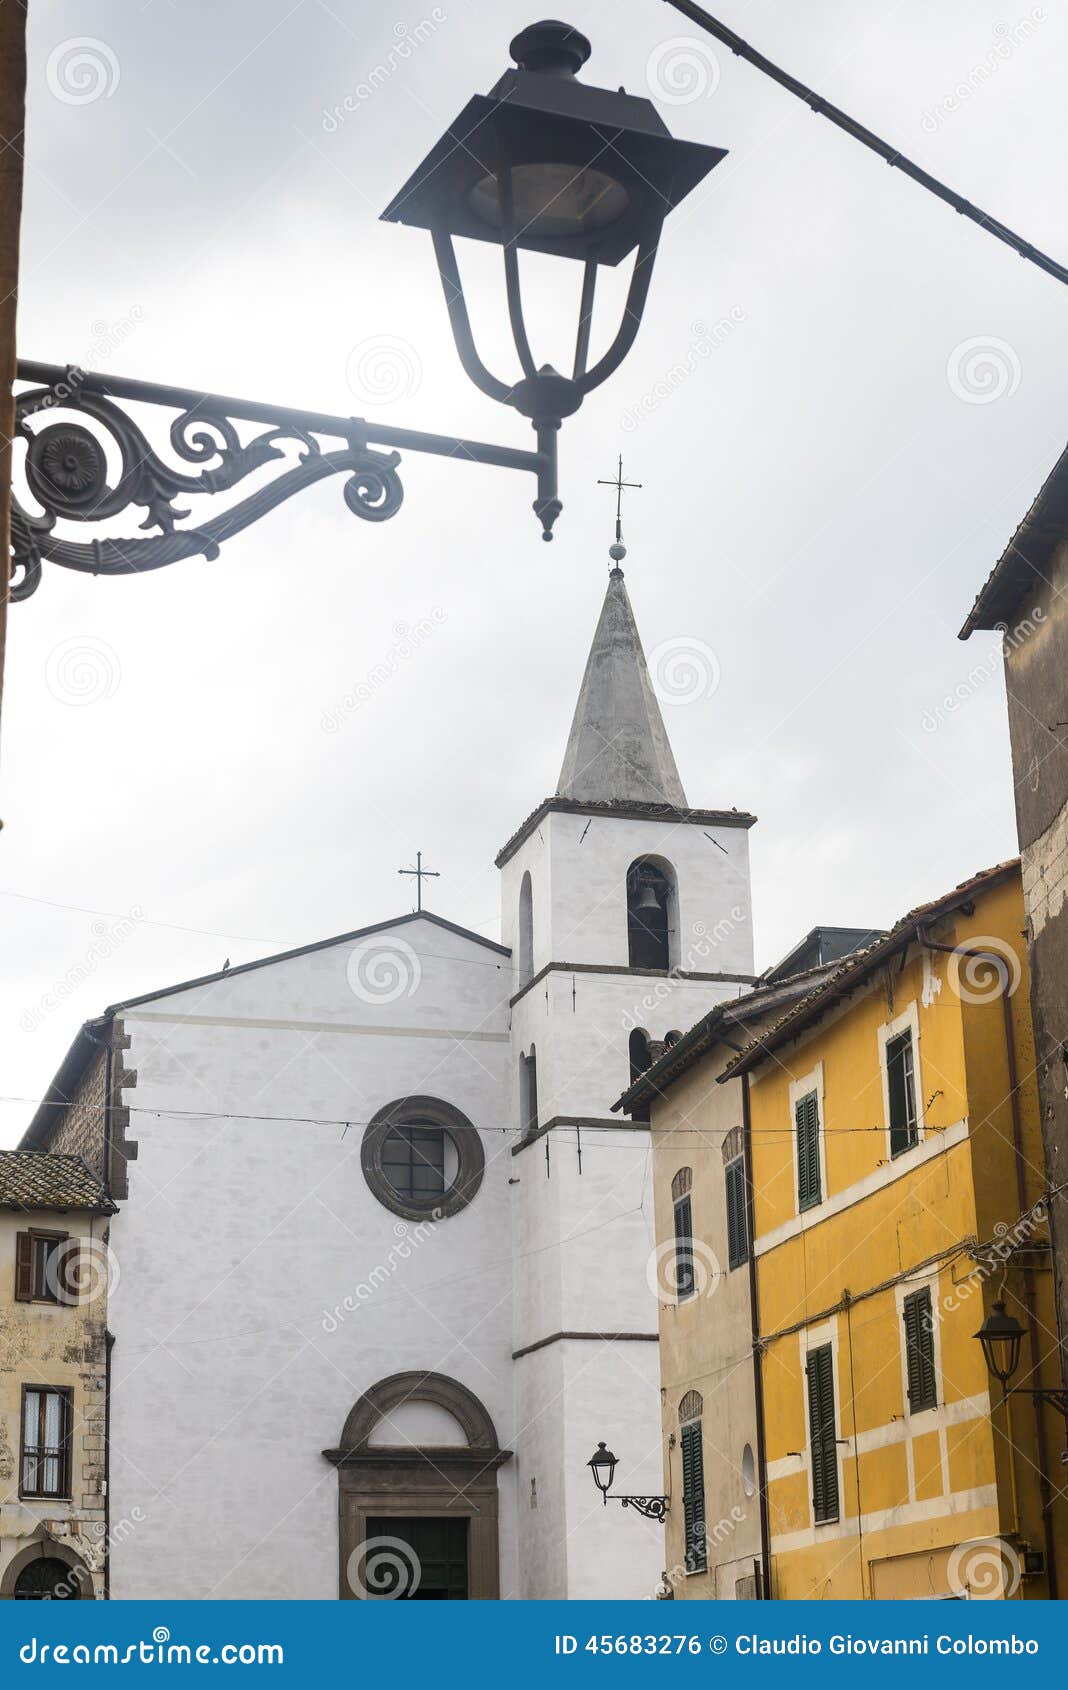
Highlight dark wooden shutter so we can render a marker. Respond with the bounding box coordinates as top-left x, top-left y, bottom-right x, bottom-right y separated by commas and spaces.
806, 1345, 839, 1523
796, 1092, 822, 1211
887, 1032, 918, 1156
903, 1288, 937, 1410
725, 1159, 748, 1269
681, 1420, 707, 1572
673, 1196, 695, 1300
14, 1232, 33, 1301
